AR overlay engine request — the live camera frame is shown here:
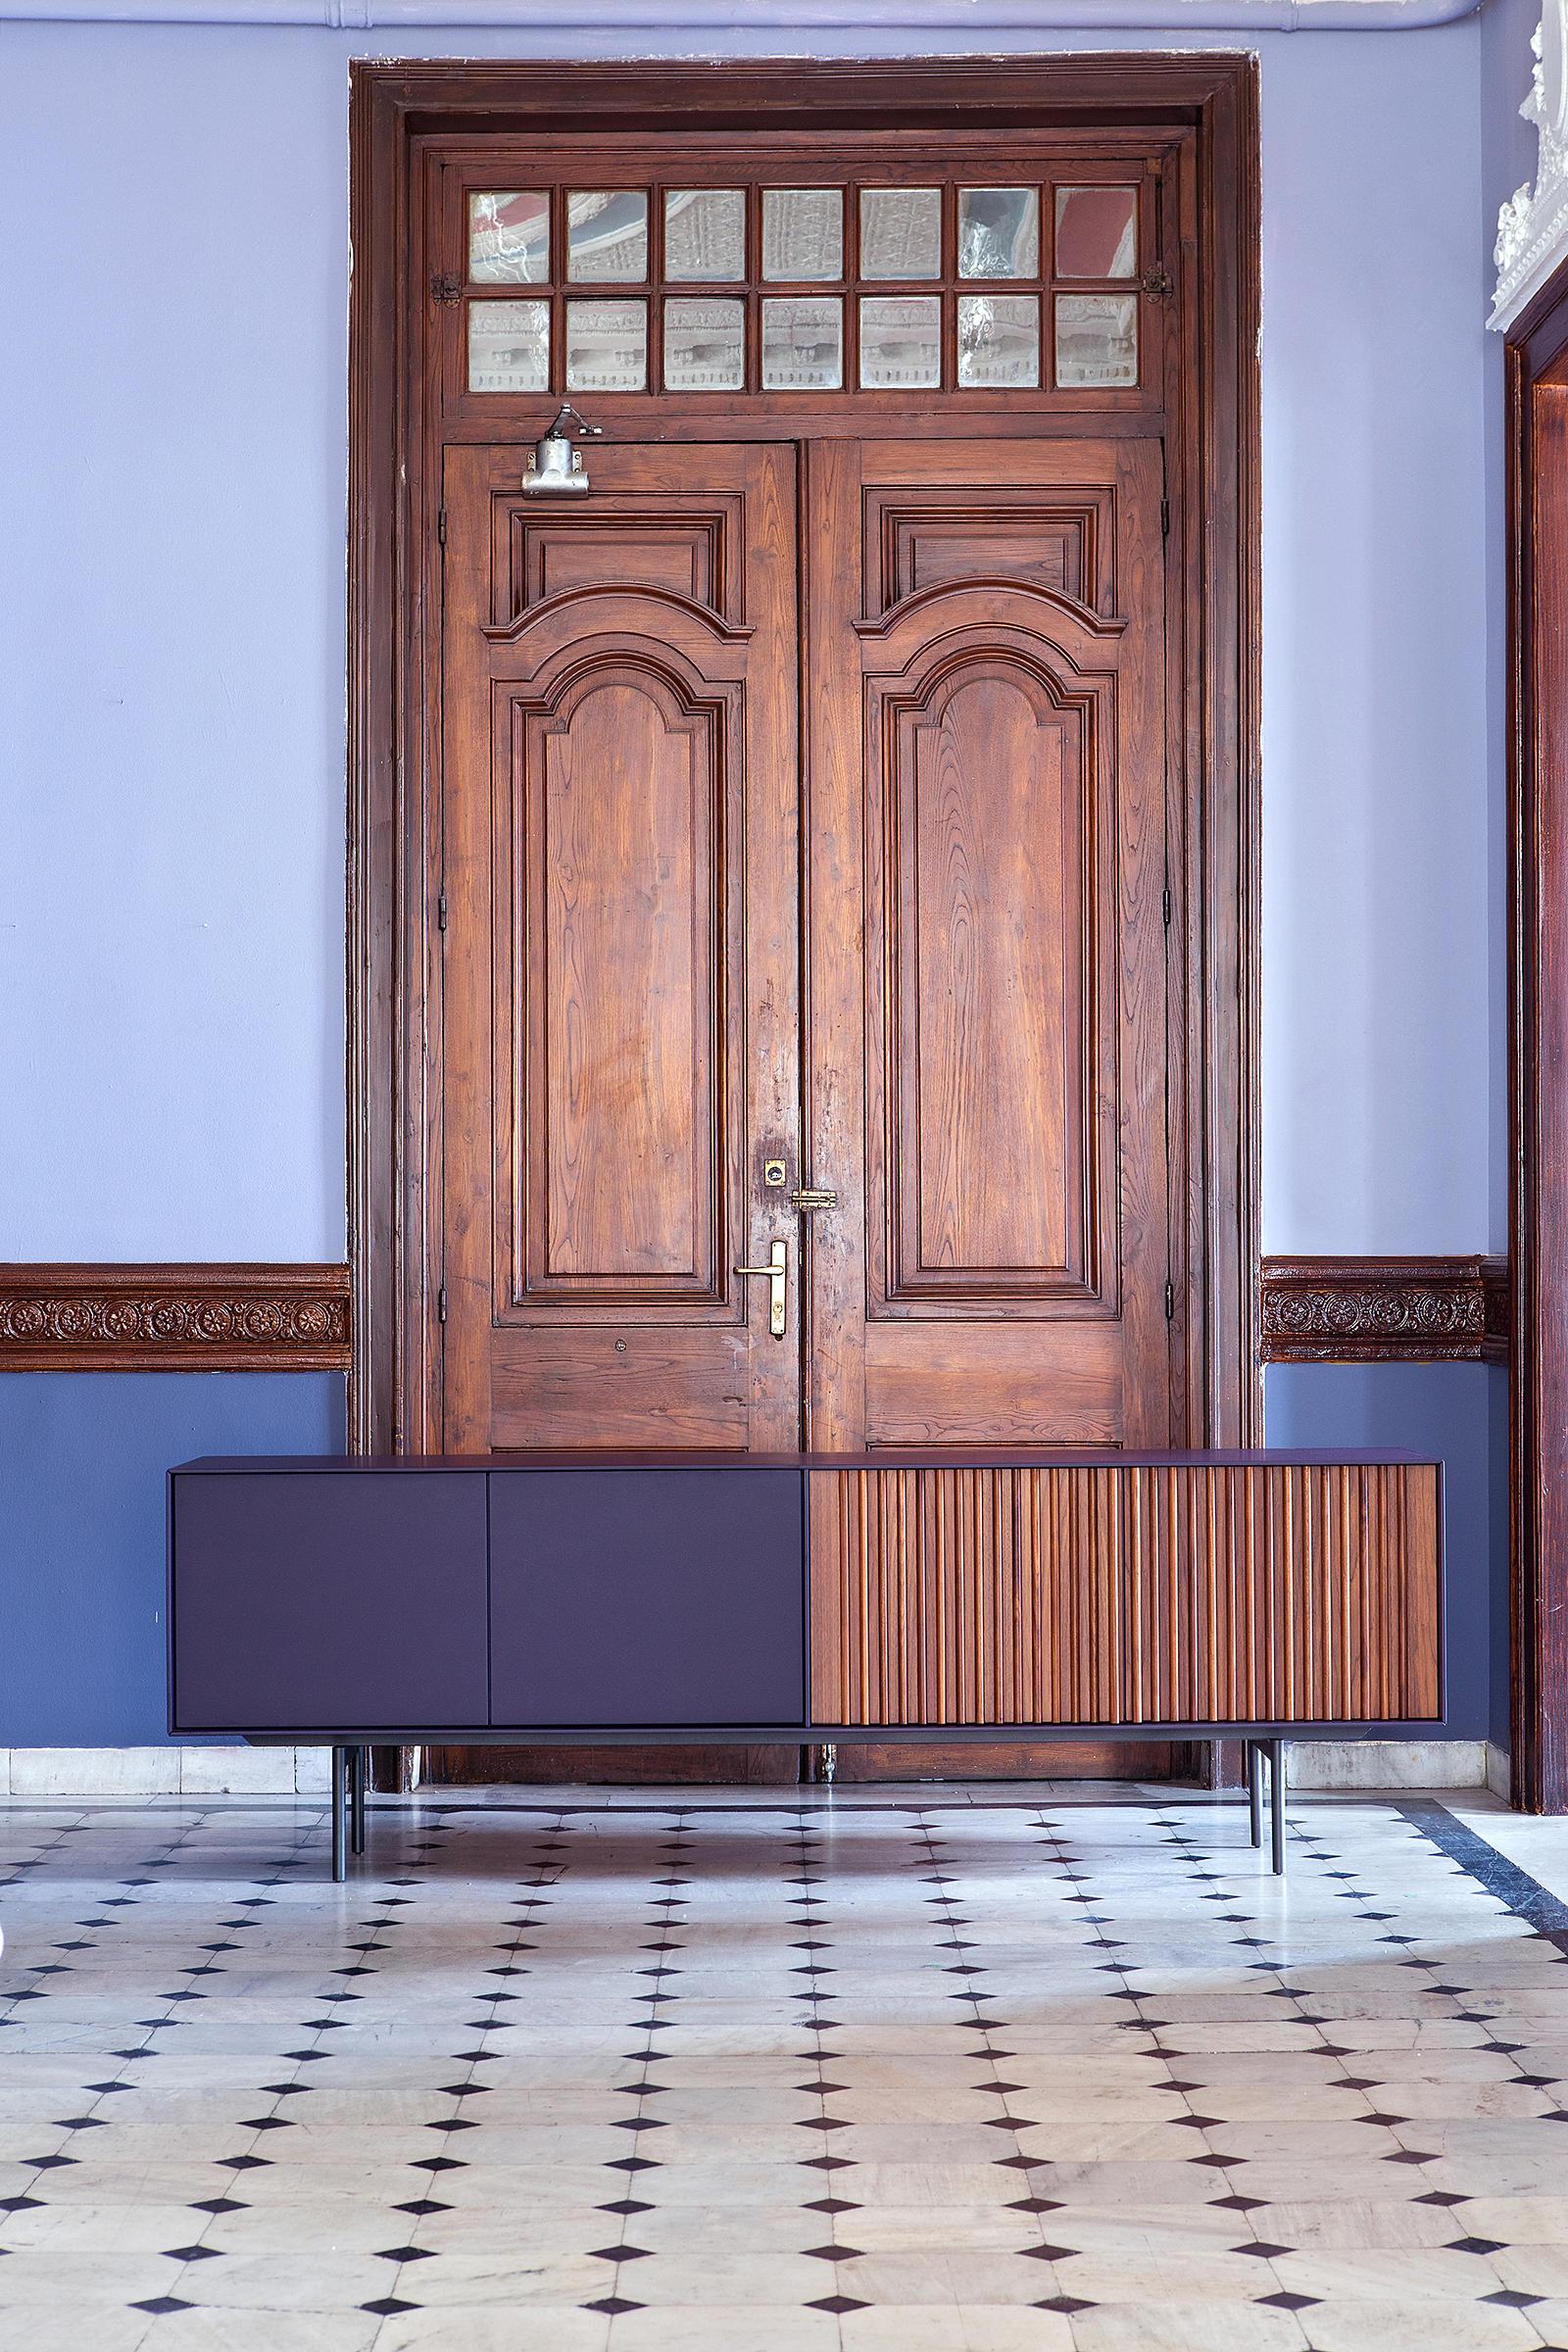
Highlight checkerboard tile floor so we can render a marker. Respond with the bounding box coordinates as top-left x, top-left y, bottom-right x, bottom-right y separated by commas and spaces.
3, 1786, 1568, 2350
